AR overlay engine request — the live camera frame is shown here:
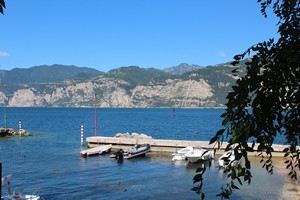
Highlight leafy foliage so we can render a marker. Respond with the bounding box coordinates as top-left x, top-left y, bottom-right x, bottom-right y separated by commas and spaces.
191, 160, 212, 200
0, 0, 5, 15
193, 0, 300, 198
